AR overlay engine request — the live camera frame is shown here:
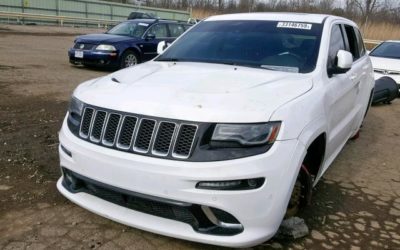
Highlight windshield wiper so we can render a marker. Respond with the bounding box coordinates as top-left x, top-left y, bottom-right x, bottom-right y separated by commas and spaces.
260, 65, 280, 71
260, 65, 299, 73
